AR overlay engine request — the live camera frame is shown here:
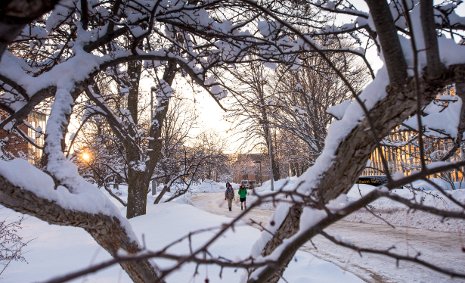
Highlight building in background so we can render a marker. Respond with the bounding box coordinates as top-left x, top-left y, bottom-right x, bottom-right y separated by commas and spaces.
0, 110, 46, 165
361, 86, 463, 183
27, 111, 47, 164
361, 131, 463, 181
230, 153, 268, 185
